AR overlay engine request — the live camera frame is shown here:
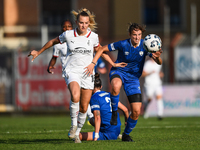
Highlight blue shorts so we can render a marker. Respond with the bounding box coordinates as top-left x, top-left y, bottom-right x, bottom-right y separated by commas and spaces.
109, 70, 141, 96
93, 125, 121, 140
